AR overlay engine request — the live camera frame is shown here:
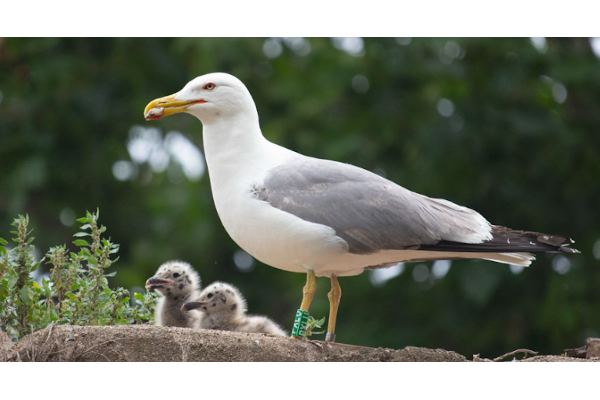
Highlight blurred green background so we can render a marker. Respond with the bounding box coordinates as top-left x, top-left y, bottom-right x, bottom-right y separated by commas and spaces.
1, 37, 599, 358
